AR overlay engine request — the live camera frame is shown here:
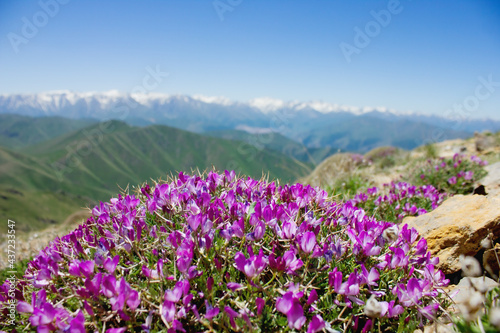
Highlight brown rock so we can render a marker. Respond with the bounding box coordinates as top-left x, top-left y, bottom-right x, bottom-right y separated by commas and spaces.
403, 194, 500, 274
474, 131, 497, 152
300, 153, 368, 187
483, 243, 500, 280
